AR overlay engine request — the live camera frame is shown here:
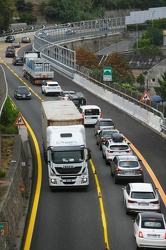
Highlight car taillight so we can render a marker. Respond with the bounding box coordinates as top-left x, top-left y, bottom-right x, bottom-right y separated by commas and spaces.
62, 97, 65, 100
138, 231, 144, 238
136, 168, 143, 172
82, 112, 84, 118
150, 200, 159, 204
164, 233, 166, 239
126, 150, 131, 153
128, 199, 137, 203
100, 112, 102, 118
107, 150, 113, 153
102, 138, 107, 141
115, 168, 121, 172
